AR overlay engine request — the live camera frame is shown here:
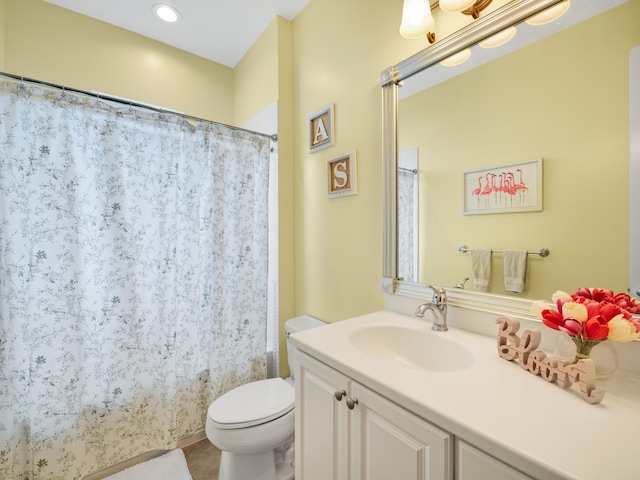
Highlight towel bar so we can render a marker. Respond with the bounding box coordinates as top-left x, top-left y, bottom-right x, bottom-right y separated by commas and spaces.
458, 245, 549, 257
